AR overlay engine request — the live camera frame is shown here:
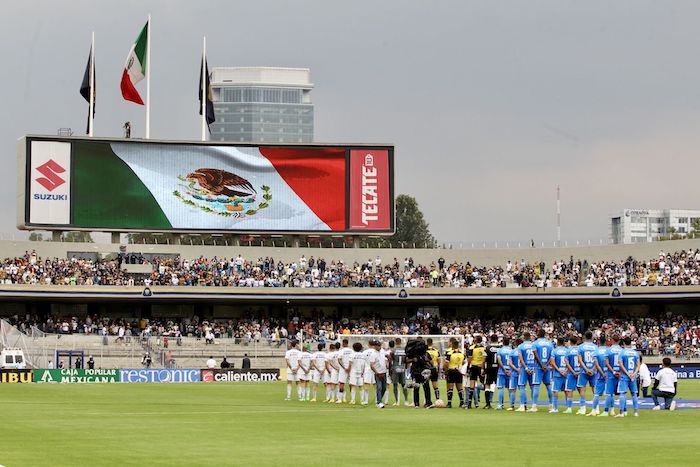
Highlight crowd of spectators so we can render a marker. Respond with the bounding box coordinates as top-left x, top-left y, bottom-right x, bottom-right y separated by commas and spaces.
7, 310, 700, 359
0, 248, 699, 289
